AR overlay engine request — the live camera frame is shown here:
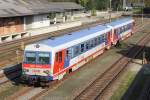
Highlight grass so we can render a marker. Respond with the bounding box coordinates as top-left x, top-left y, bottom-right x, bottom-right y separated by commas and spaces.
125, 67, 150, 100
110, 71, 136, 100
132, 8, 142, 14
